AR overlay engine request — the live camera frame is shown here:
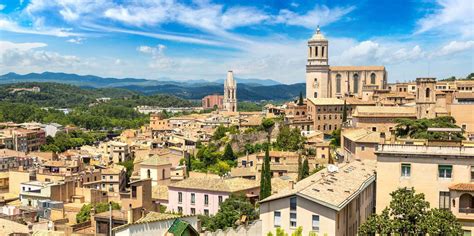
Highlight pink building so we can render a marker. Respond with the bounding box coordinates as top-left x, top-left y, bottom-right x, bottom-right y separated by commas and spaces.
168, 178, 259, 216
202, 94, 224, 110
